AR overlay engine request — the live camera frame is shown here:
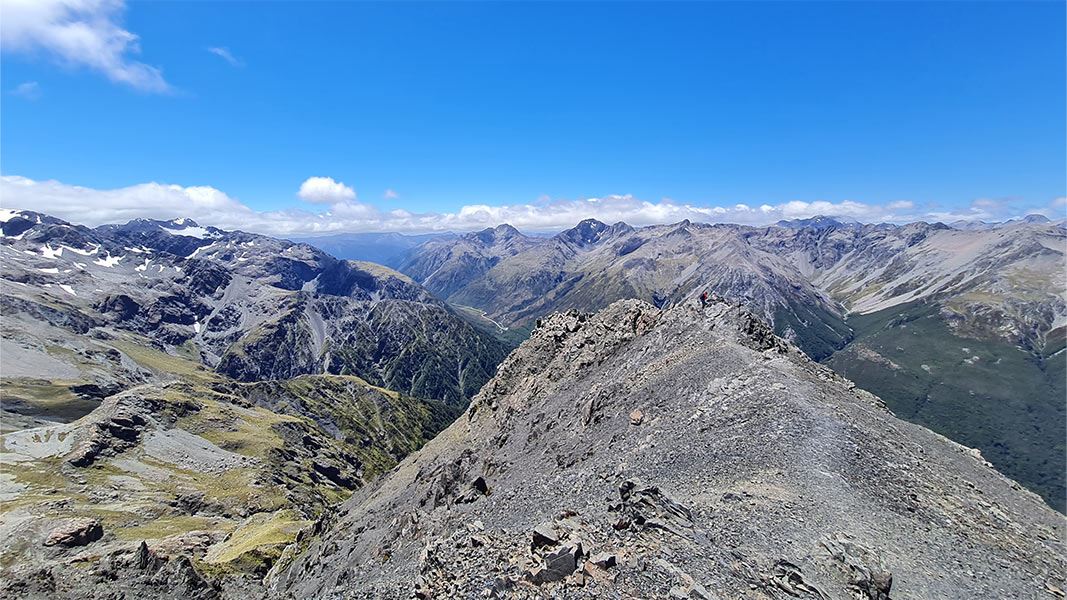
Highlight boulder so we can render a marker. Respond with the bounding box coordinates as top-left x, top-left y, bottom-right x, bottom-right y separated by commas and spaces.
43, 519, 103, 547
